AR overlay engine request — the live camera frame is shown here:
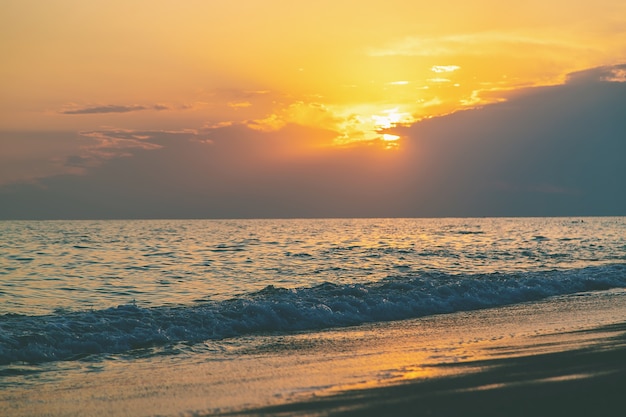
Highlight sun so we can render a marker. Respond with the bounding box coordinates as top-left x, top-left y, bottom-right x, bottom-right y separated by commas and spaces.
329, 105, 414, 146
371, 108, 411, 143
371, 108, 407, 129
382, 133, 400, 141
